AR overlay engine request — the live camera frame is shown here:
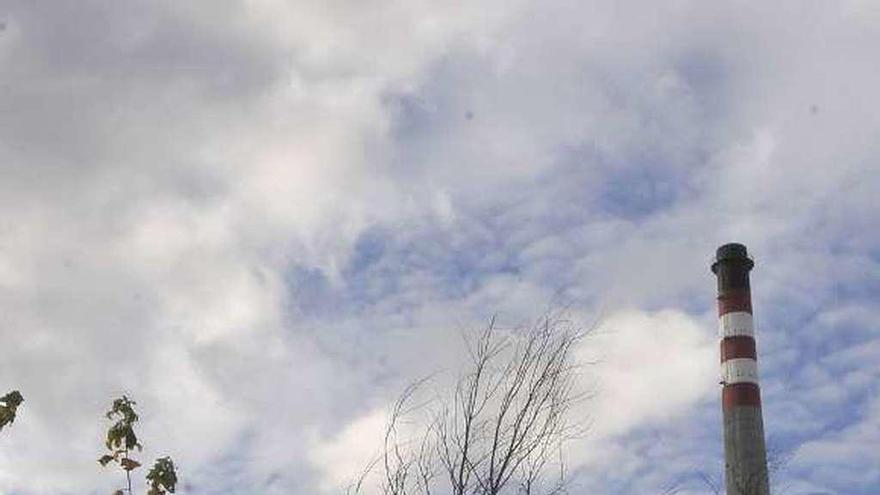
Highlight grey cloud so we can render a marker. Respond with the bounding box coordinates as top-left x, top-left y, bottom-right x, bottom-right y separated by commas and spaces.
1, 1, 879, 494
